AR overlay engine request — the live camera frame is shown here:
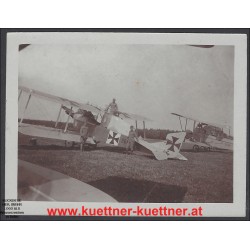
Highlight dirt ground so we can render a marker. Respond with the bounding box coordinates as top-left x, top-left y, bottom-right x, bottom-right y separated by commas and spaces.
18, 134, 233, 203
